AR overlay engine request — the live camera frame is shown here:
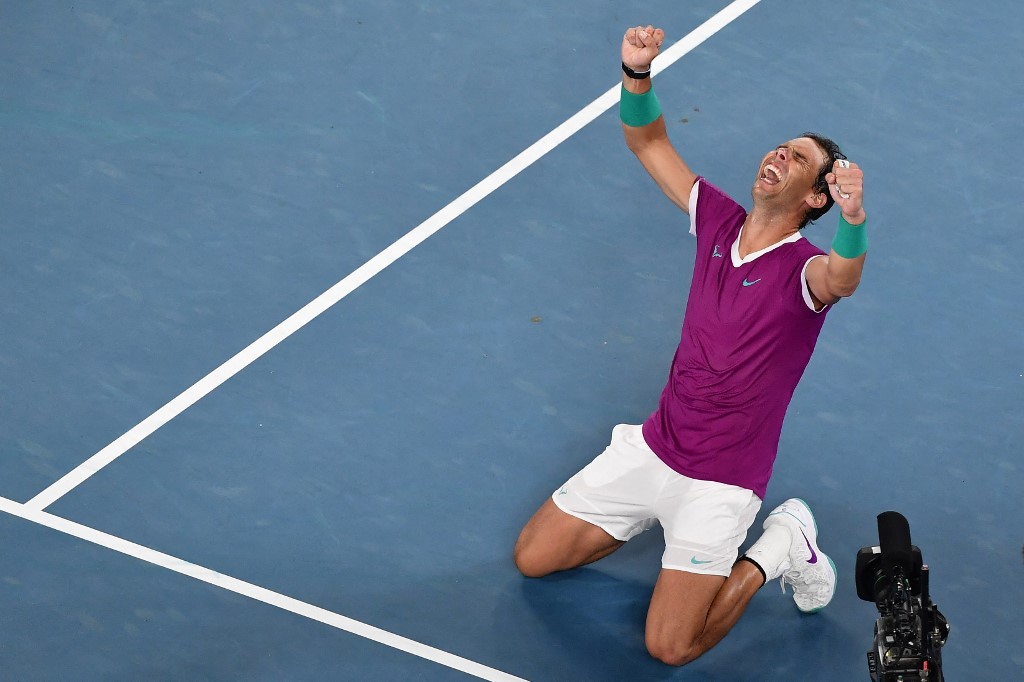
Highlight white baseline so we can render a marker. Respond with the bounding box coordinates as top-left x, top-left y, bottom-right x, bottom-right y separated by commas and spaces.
0, 495, 526, 681
26, 0, 763, 511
